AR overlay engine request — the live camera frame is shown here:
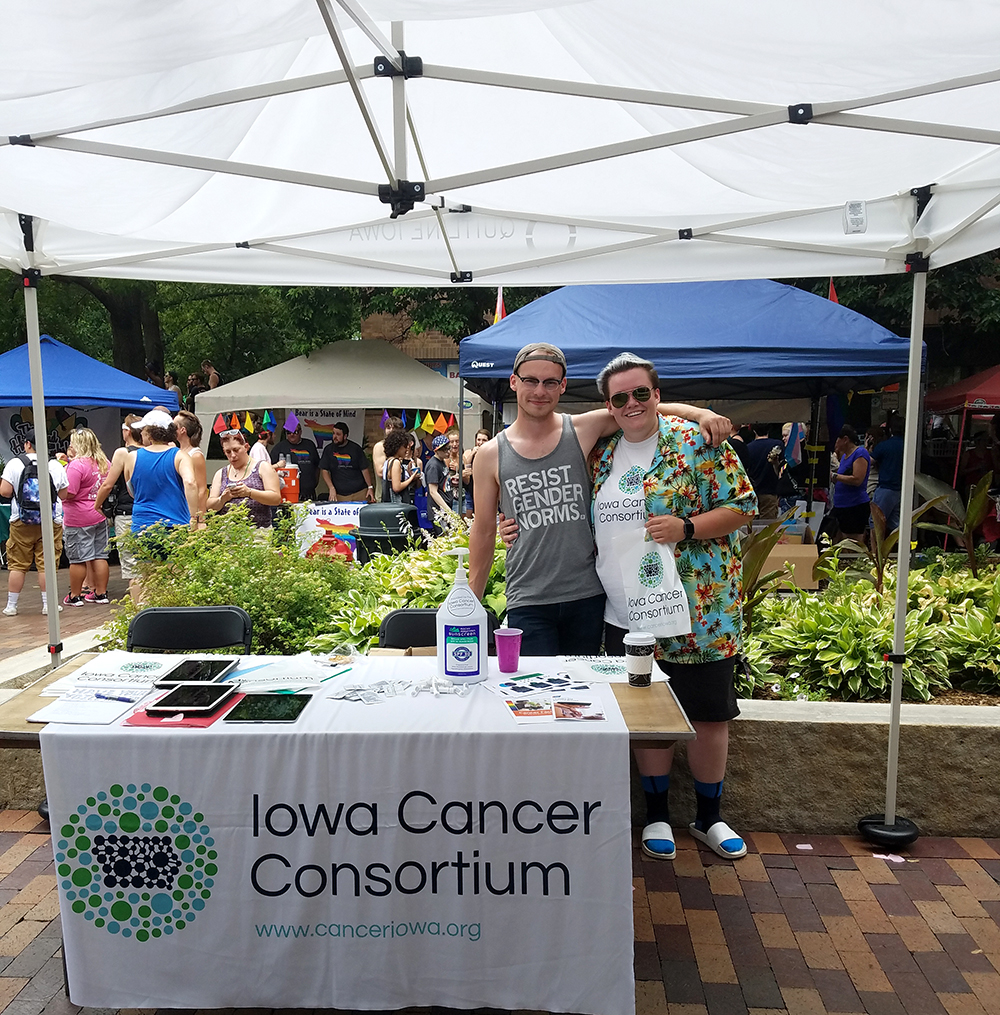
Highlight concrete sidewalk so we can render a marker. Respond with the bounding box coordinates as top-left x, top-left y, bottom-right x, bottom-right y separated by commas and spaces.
0, 567, 128, 683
